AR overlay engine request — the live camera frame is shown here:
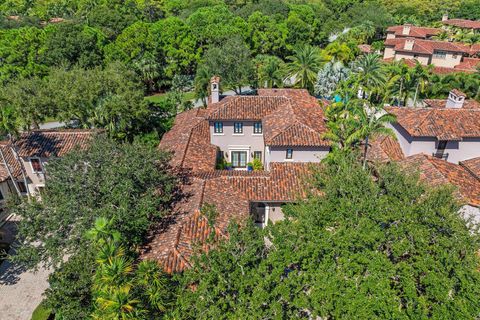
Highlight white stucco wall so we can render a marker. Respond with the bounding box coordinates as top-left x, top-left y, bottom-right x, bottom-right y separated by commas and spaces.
383, 47, 395, 59
267, 203, 285, 223
267, 146, 329, 166
390, 123, 480, 163
210, 121, 265, 163
431, 52, 462, 68
20, 157, 47, 194
394, 52, 430, 65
